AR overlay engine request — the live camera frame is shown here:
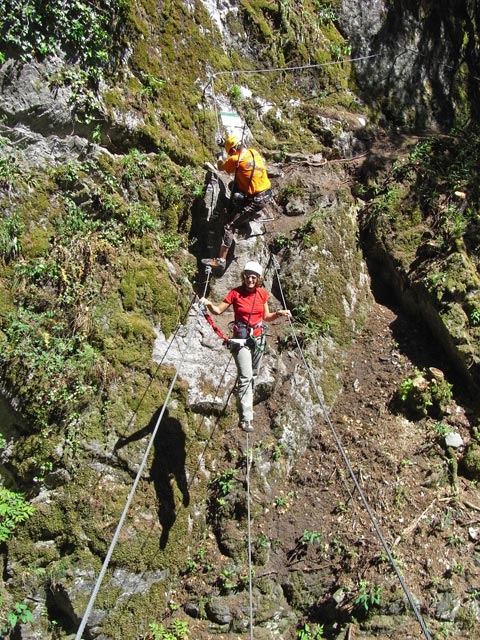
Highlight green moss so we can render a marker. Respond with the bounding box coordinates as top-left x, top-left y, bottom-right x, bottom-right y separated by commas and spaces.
0, 282, 15, 322
103, 87, 125, 109
118, 257, 182, 335
25, 503, 66, 541
112, 311, 155, 340
11, 431, 62, 480
462, 443, 480, 481
119, 270, 137, 310
100, 583, 170, 638
241, 0, 275, 41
